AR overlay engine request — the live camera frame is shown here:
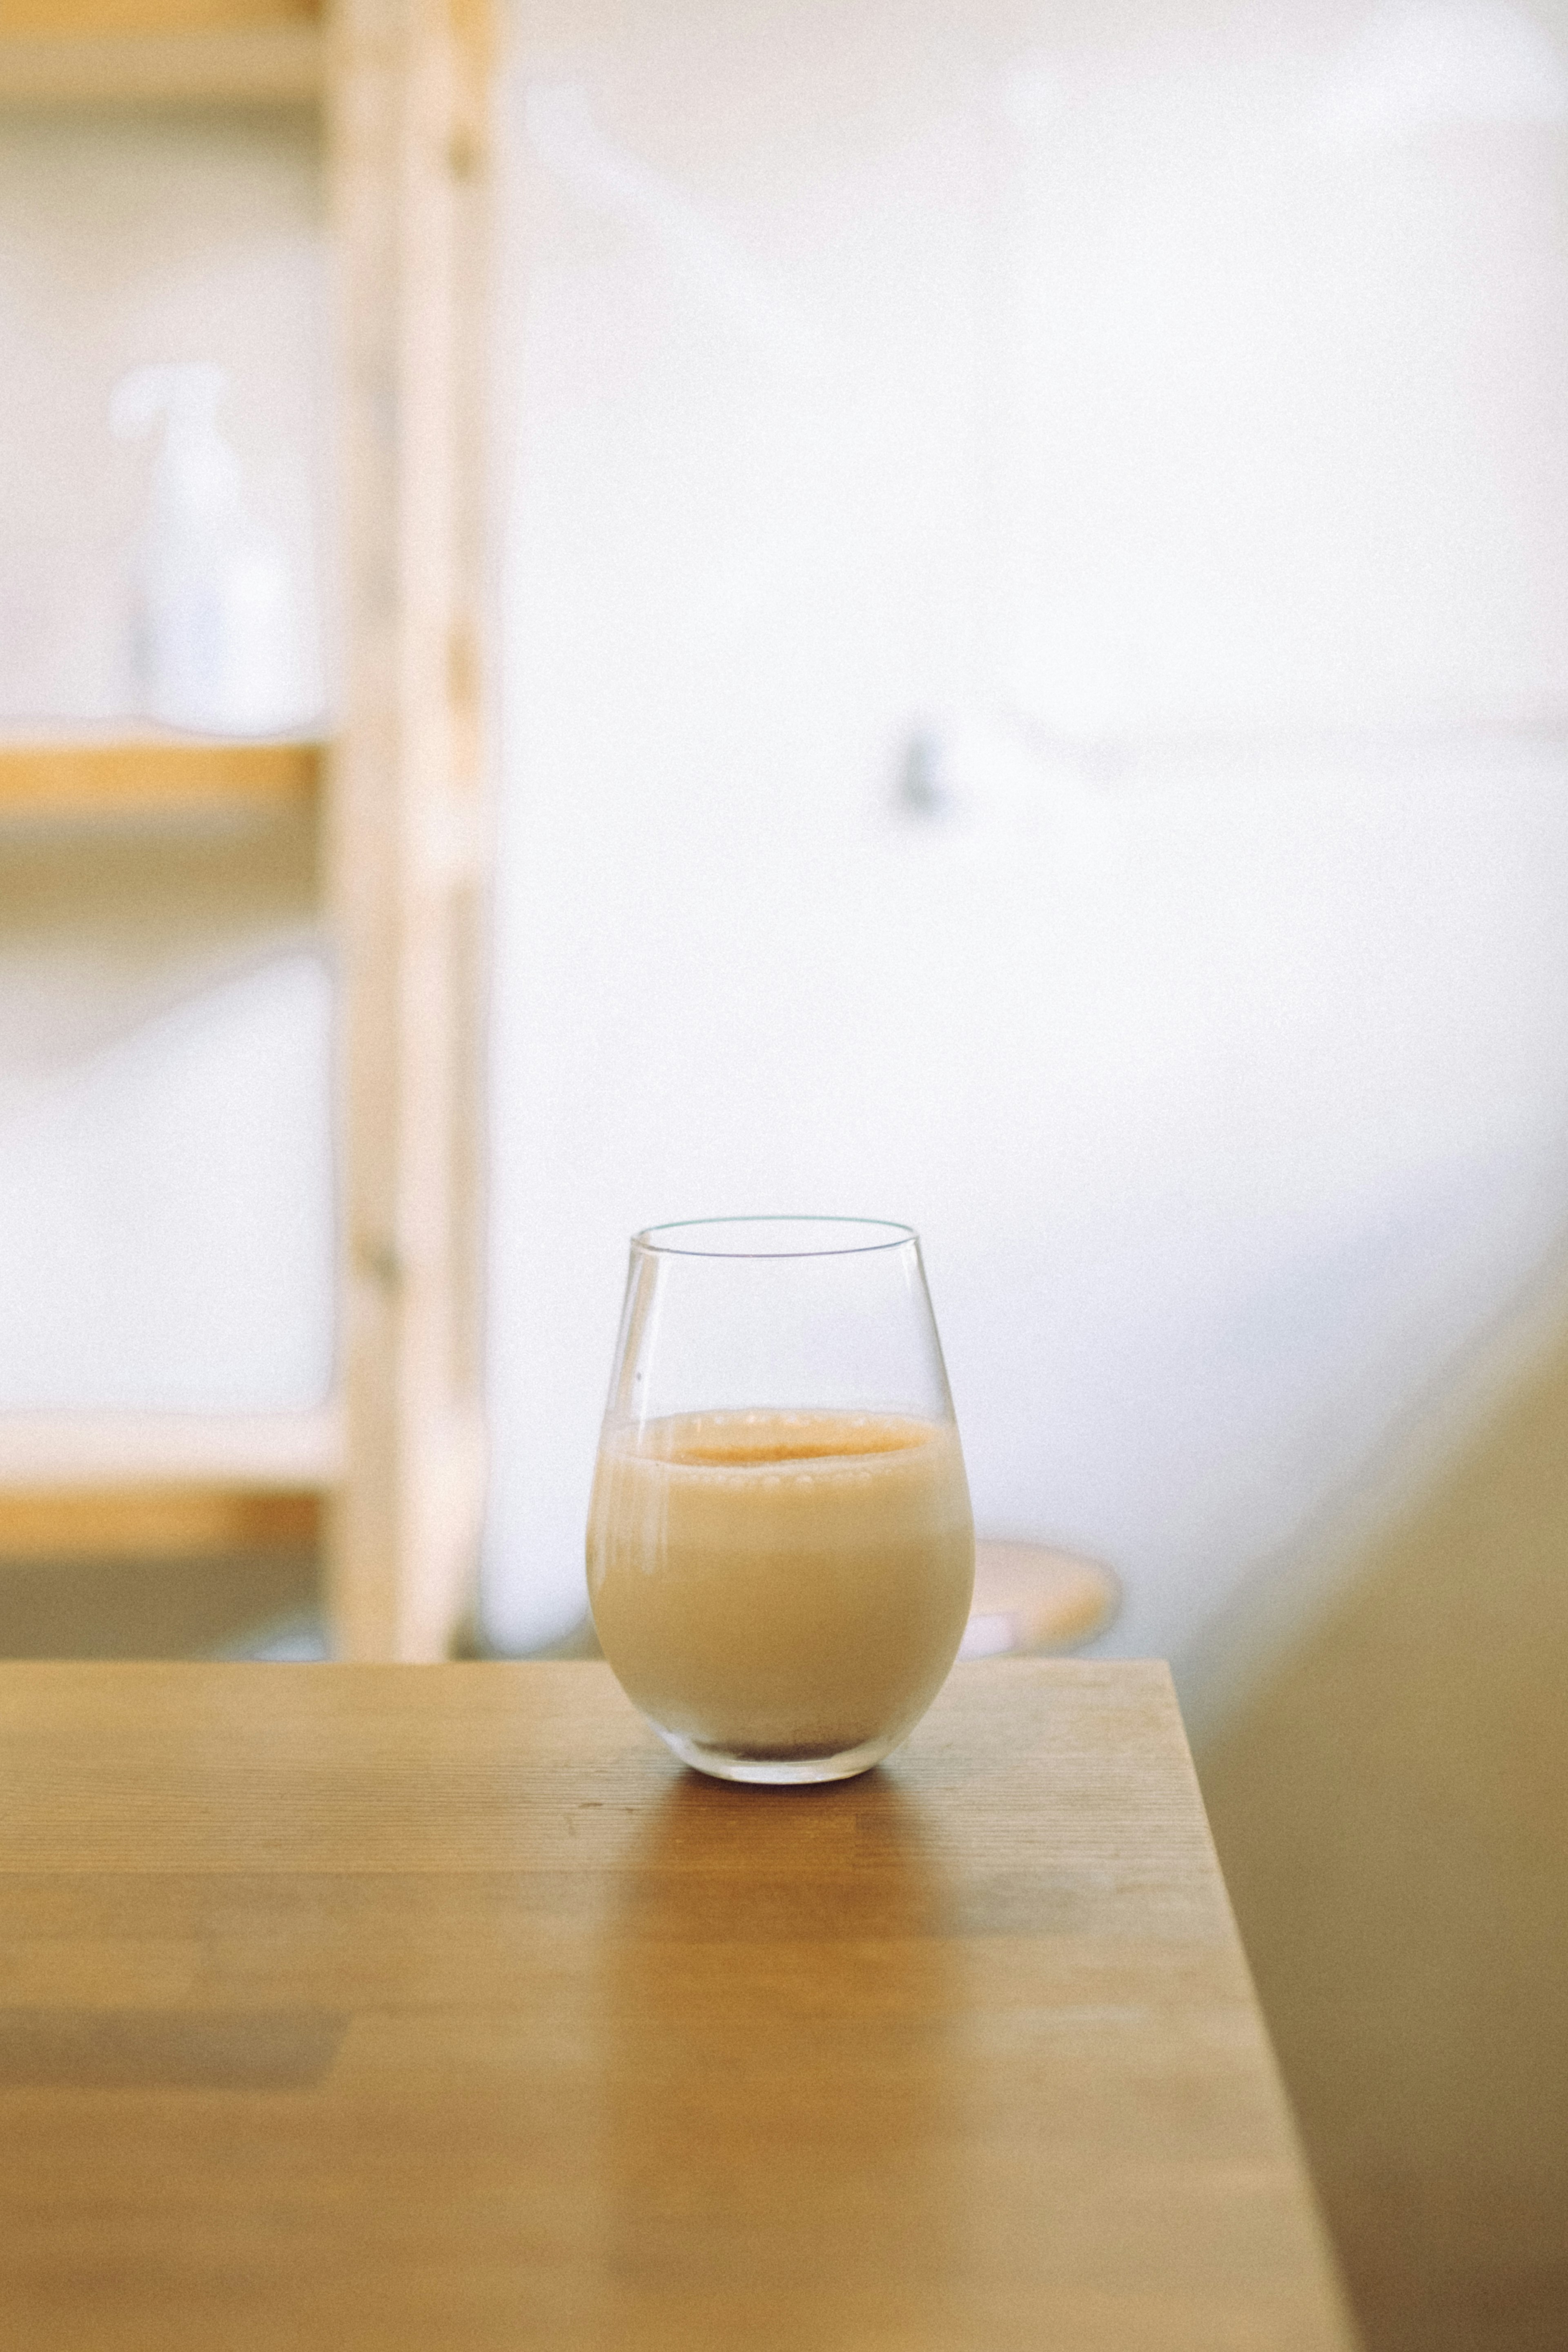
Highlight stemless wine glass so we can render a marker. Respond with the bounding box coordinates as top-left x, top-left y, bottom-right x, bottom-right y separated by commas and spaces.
587, 1218, 975, 1785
